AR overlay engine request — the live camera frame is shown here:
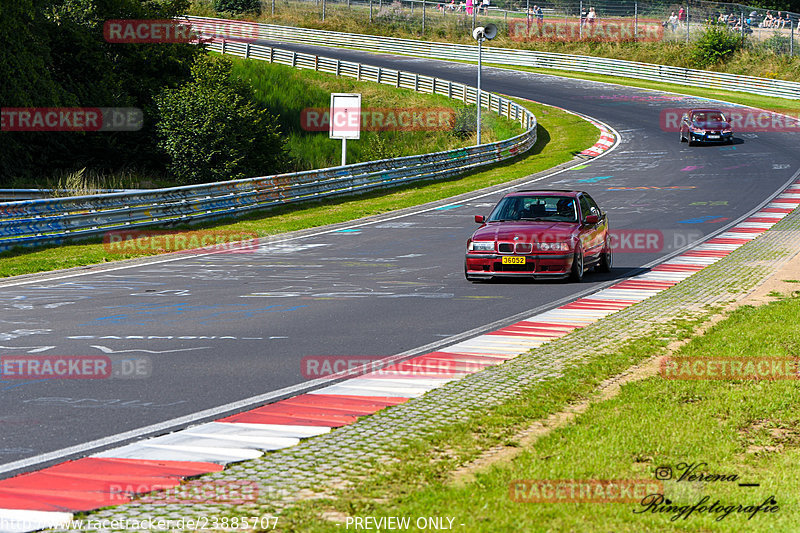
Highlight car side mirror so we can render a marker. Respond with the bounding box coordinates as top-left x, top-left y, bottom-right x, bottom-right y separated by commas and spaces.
475, 215, 485, 224
585, 214, 599, 224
